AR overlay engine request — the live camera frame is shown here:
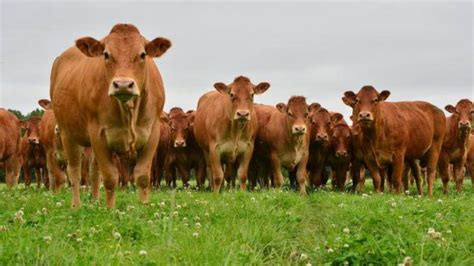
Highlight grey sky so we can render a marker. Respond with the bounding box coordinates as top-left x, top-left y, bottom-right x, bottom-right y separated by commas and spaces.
1, 1, 472, 119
